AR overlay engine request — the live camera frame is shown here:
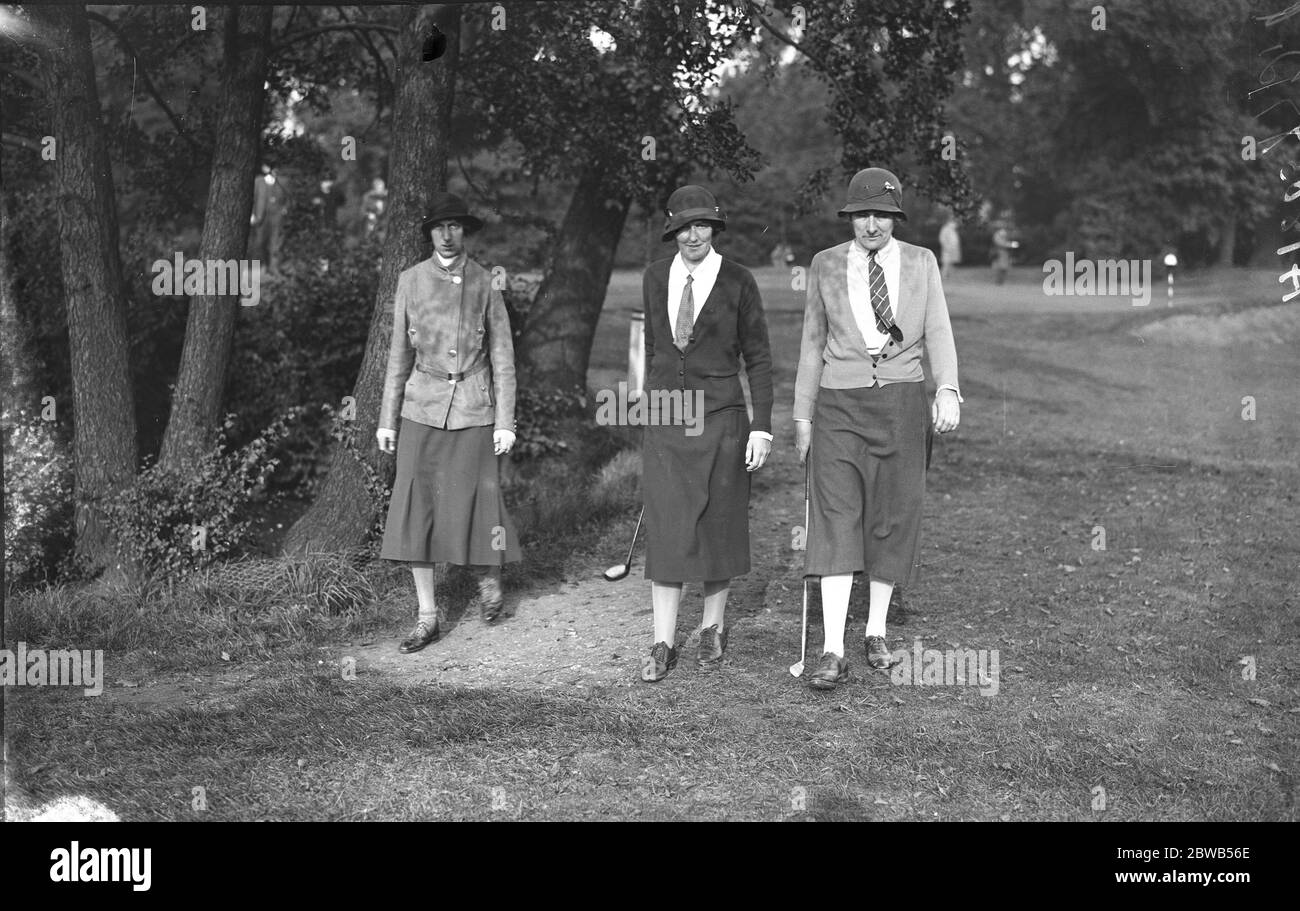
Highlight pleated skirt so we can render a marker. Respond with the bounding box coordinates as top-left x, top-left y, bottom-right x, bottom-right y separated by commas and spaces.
804, 382, 926, 585
380, 418, 522, 565
643, 408, 751, 583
